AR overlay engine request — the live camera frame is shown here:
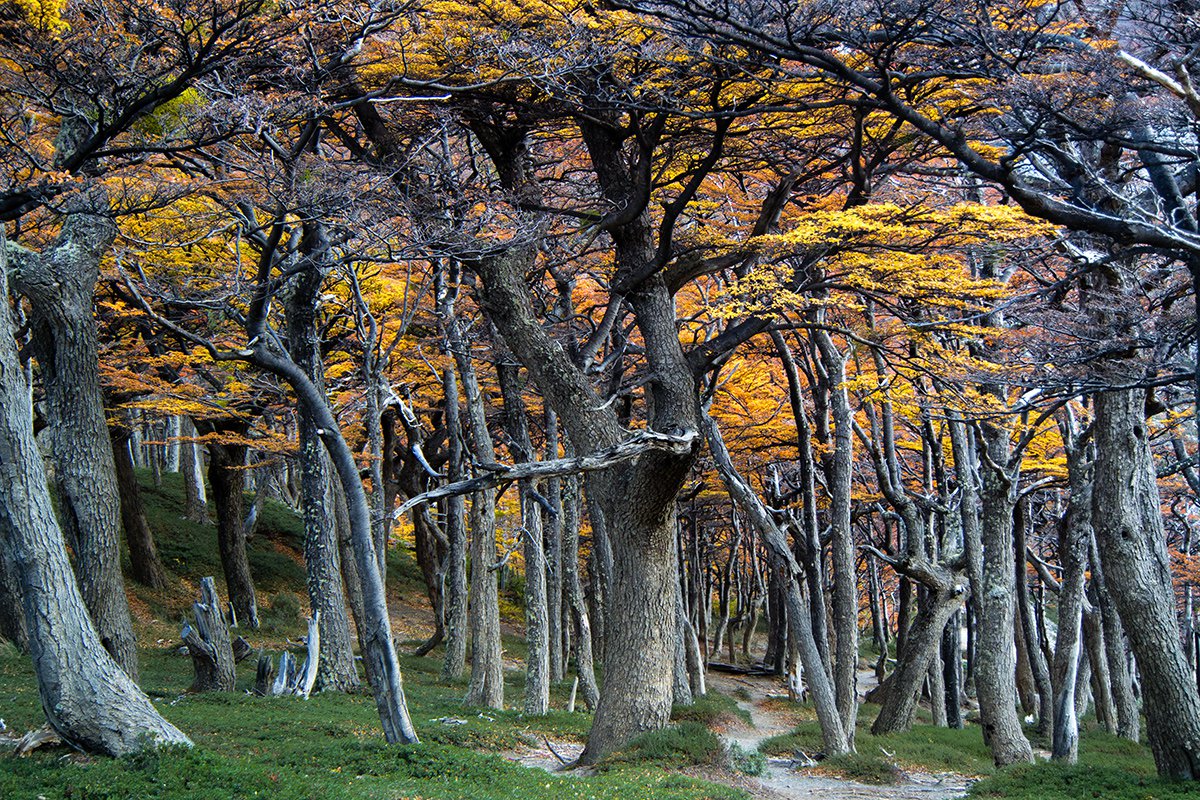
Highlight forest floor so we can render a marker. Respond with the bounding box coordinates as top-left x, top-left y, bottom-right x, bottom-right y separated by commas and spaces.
0, 470, 1189, 799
